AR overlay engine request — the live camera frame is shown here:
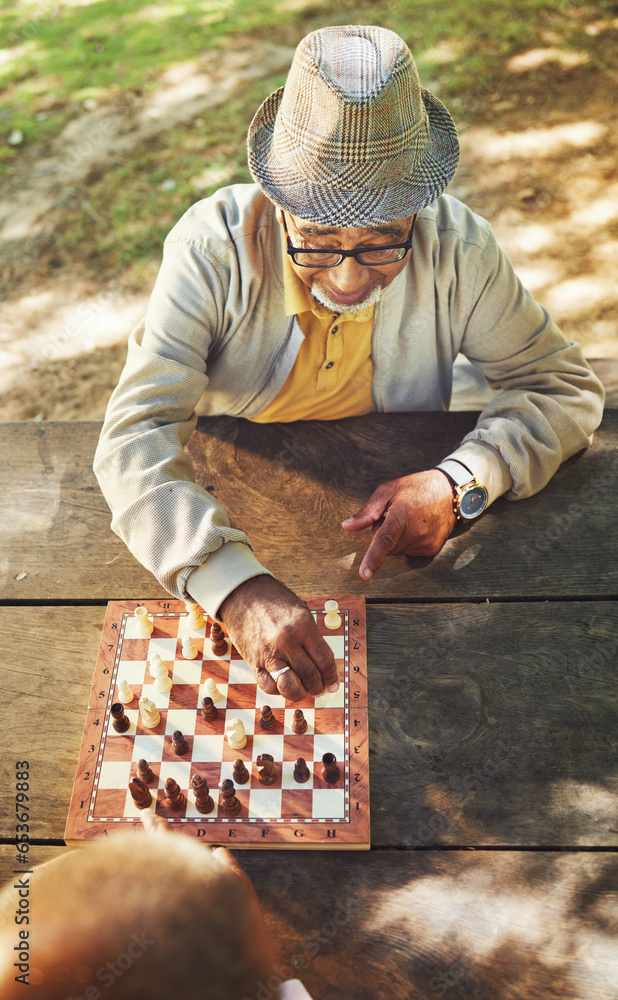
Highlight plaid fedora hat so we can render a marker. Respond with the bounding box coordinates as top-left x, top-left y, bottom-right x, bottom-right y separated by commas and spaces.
247, 24, 459, 226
